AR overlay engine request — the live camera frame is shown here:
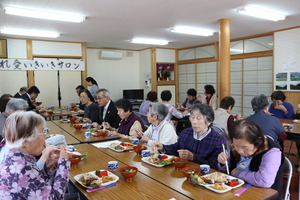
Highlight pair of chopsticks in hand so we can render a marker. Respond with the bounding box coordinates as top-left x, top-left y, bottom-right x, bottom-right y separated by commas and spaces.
221, 144, 252, 196
222, 144, 230, 175
46, 145, 72, 154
